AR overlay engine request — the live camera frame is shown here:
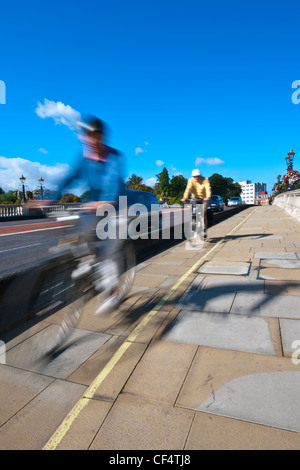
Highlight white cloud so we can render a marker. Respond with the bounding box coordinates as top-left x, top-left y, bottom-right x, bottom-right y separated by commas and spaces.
135, 147, 145, 156
155, 160, 164, 166
35, 99, 81, 130
195, 157, 225, 166
168, 165, 176, 171
0, 156, 69, 192
145, 177, 157, 187
135, 142, 149, 156
38, 148, 48, 154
